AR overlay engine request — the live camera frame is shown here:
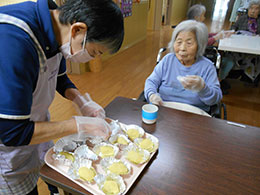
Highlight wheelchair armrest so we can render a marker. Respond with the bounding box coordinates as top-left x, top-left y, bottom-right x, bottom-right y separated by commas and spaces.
204, 46, 221, 69
210, 102, 227, 119
137, 91, 147, 102
157, 48, 167, 64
